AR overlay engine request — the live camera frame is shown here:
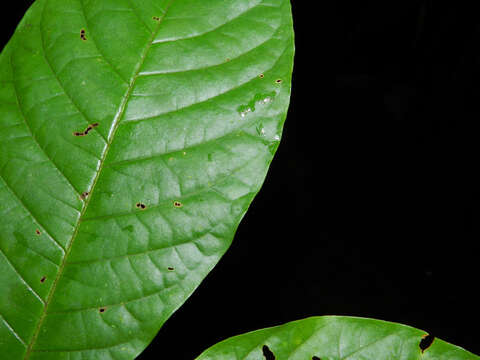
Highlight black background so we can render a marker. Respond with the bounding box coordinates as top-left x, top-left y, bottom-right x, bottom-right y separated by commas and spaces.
3, 1, 480, 358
